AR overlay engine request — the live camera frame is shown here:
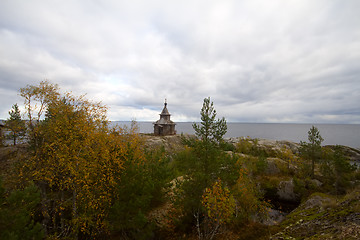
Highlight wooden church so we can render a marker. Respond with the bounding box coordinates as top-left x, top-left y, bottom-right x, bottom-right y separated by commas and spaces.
153, 100, 176, 136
